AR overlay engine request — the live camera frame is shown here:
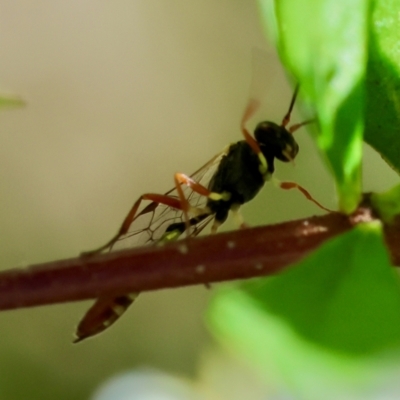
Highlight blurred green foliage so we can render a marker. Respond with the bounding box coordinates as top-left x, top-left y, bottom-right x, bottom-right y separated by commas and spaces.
0, 95, 25, 108
208, 0, 400, 397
